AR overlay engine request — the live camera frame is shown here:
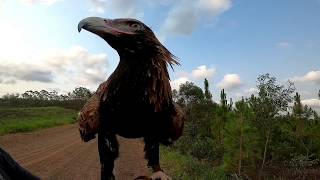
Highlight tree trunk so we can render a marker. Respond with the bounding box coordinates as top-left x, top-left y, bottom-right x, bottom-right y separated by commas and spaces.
259, 130, 270, 179
238, 113, 243, 175
219, 122, 222, 144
